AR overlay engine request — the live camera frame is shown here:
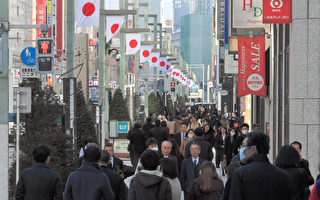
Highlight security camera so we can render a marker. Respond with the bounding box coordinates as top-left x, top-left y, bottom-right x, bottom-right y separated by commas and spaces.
116, 54, 121, 61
